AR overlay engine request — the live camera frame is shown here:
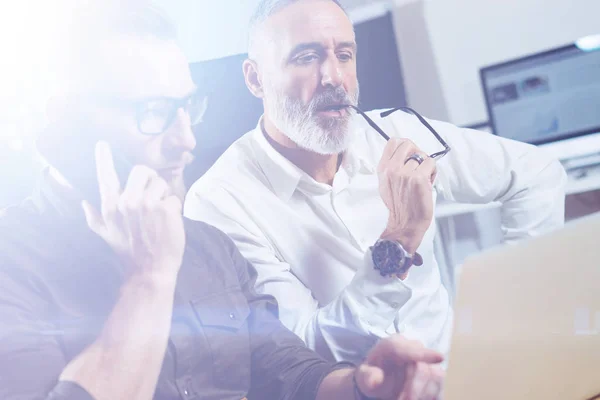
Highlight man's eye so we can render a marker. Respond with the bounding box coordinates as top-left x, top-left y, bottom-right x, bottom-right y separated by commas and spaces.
145, 101, 170, 116
338, 52, 353, 62
296, 54, 319, 65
